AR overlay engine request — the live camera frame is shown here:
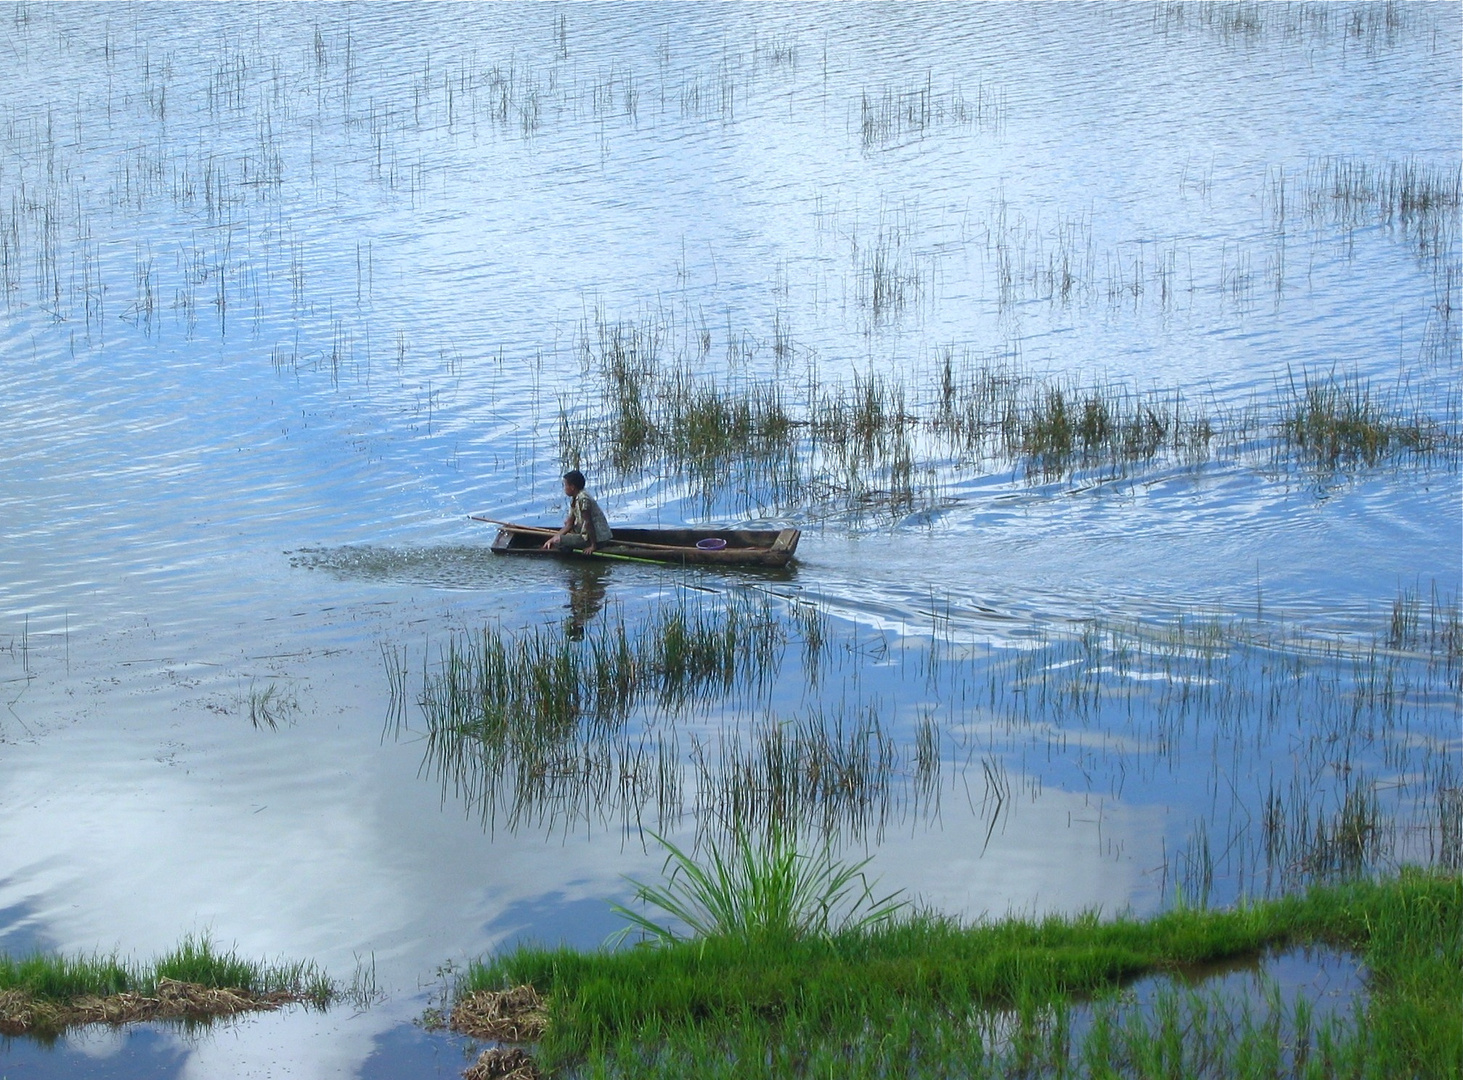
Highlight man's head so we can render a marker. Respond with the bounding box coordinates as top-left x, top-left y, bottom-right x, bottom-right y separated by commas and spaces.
562, 469, 587, 495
